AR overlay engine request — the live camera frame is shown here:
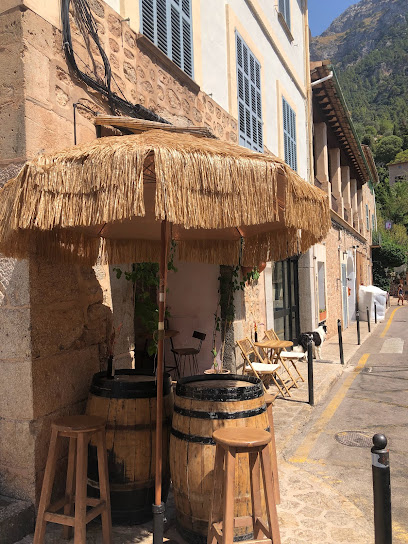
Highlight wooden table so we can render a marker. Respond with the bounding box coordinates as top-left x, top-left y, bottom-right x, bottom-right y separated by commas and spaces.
254, 339, 298, 389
